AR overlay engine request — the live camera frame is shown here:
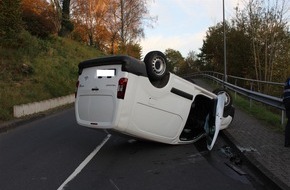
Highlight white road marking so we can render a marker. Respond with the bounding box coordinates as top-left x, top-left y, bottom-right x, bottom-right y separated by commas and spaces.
57, 134, 111, 190
110, 179, 120, 190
